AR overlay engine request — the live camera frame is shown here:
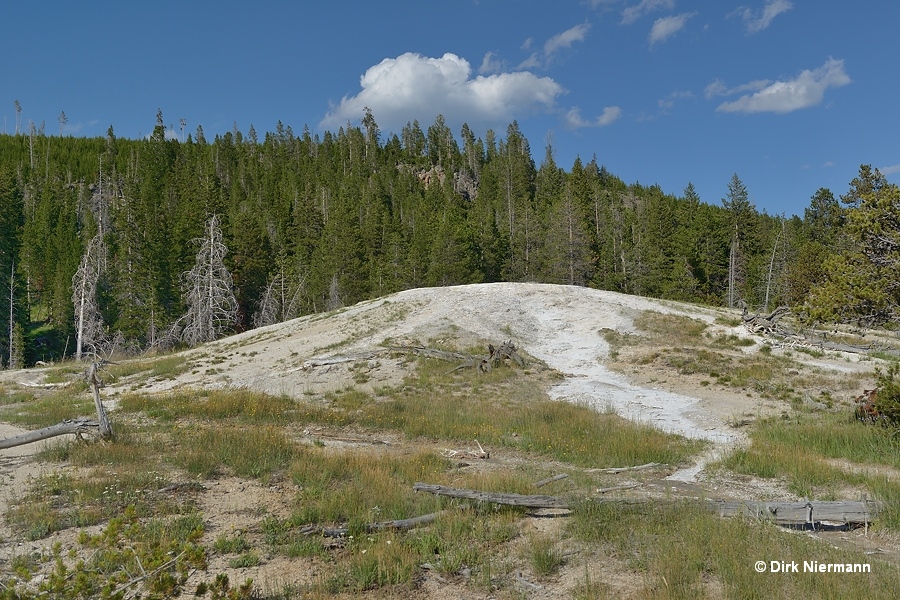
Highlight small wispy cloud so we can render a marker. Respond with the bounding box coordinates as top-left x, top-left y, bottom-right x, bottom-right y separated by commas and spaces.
704, 78, 771, 99
545, 23, 591, 55
621, 0, 675, 25
881, 163, 900, 176
649, 12, 695, 45
478, 51, 505, 75
735, 0, 793, 34
713, 58, 850, 114
564, 105, 622, 129
658, 90, 693, 113
516, 23, 591, 70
